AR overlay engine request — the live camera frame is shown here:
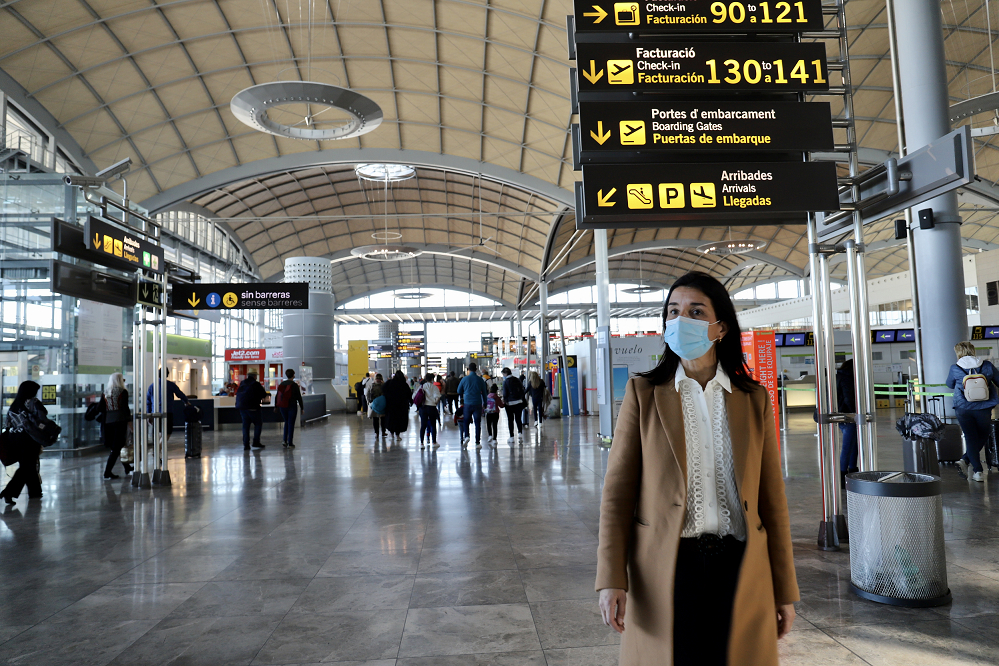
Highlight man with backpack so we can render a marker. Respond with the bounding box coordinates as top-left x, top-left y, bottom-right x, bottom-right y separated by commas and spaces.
444, 371, 460, 415
235, 372, 270, 450
275, 369, 305, 448
355, 373, 371, 415
501, 367, 526, 445
946, 341, 999, 482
